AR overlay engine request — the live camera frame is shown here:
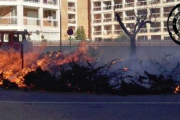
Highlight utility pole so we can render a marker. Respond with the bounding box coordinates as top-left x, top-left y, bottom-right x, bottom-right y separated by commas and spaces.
59, 0, 62, 51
